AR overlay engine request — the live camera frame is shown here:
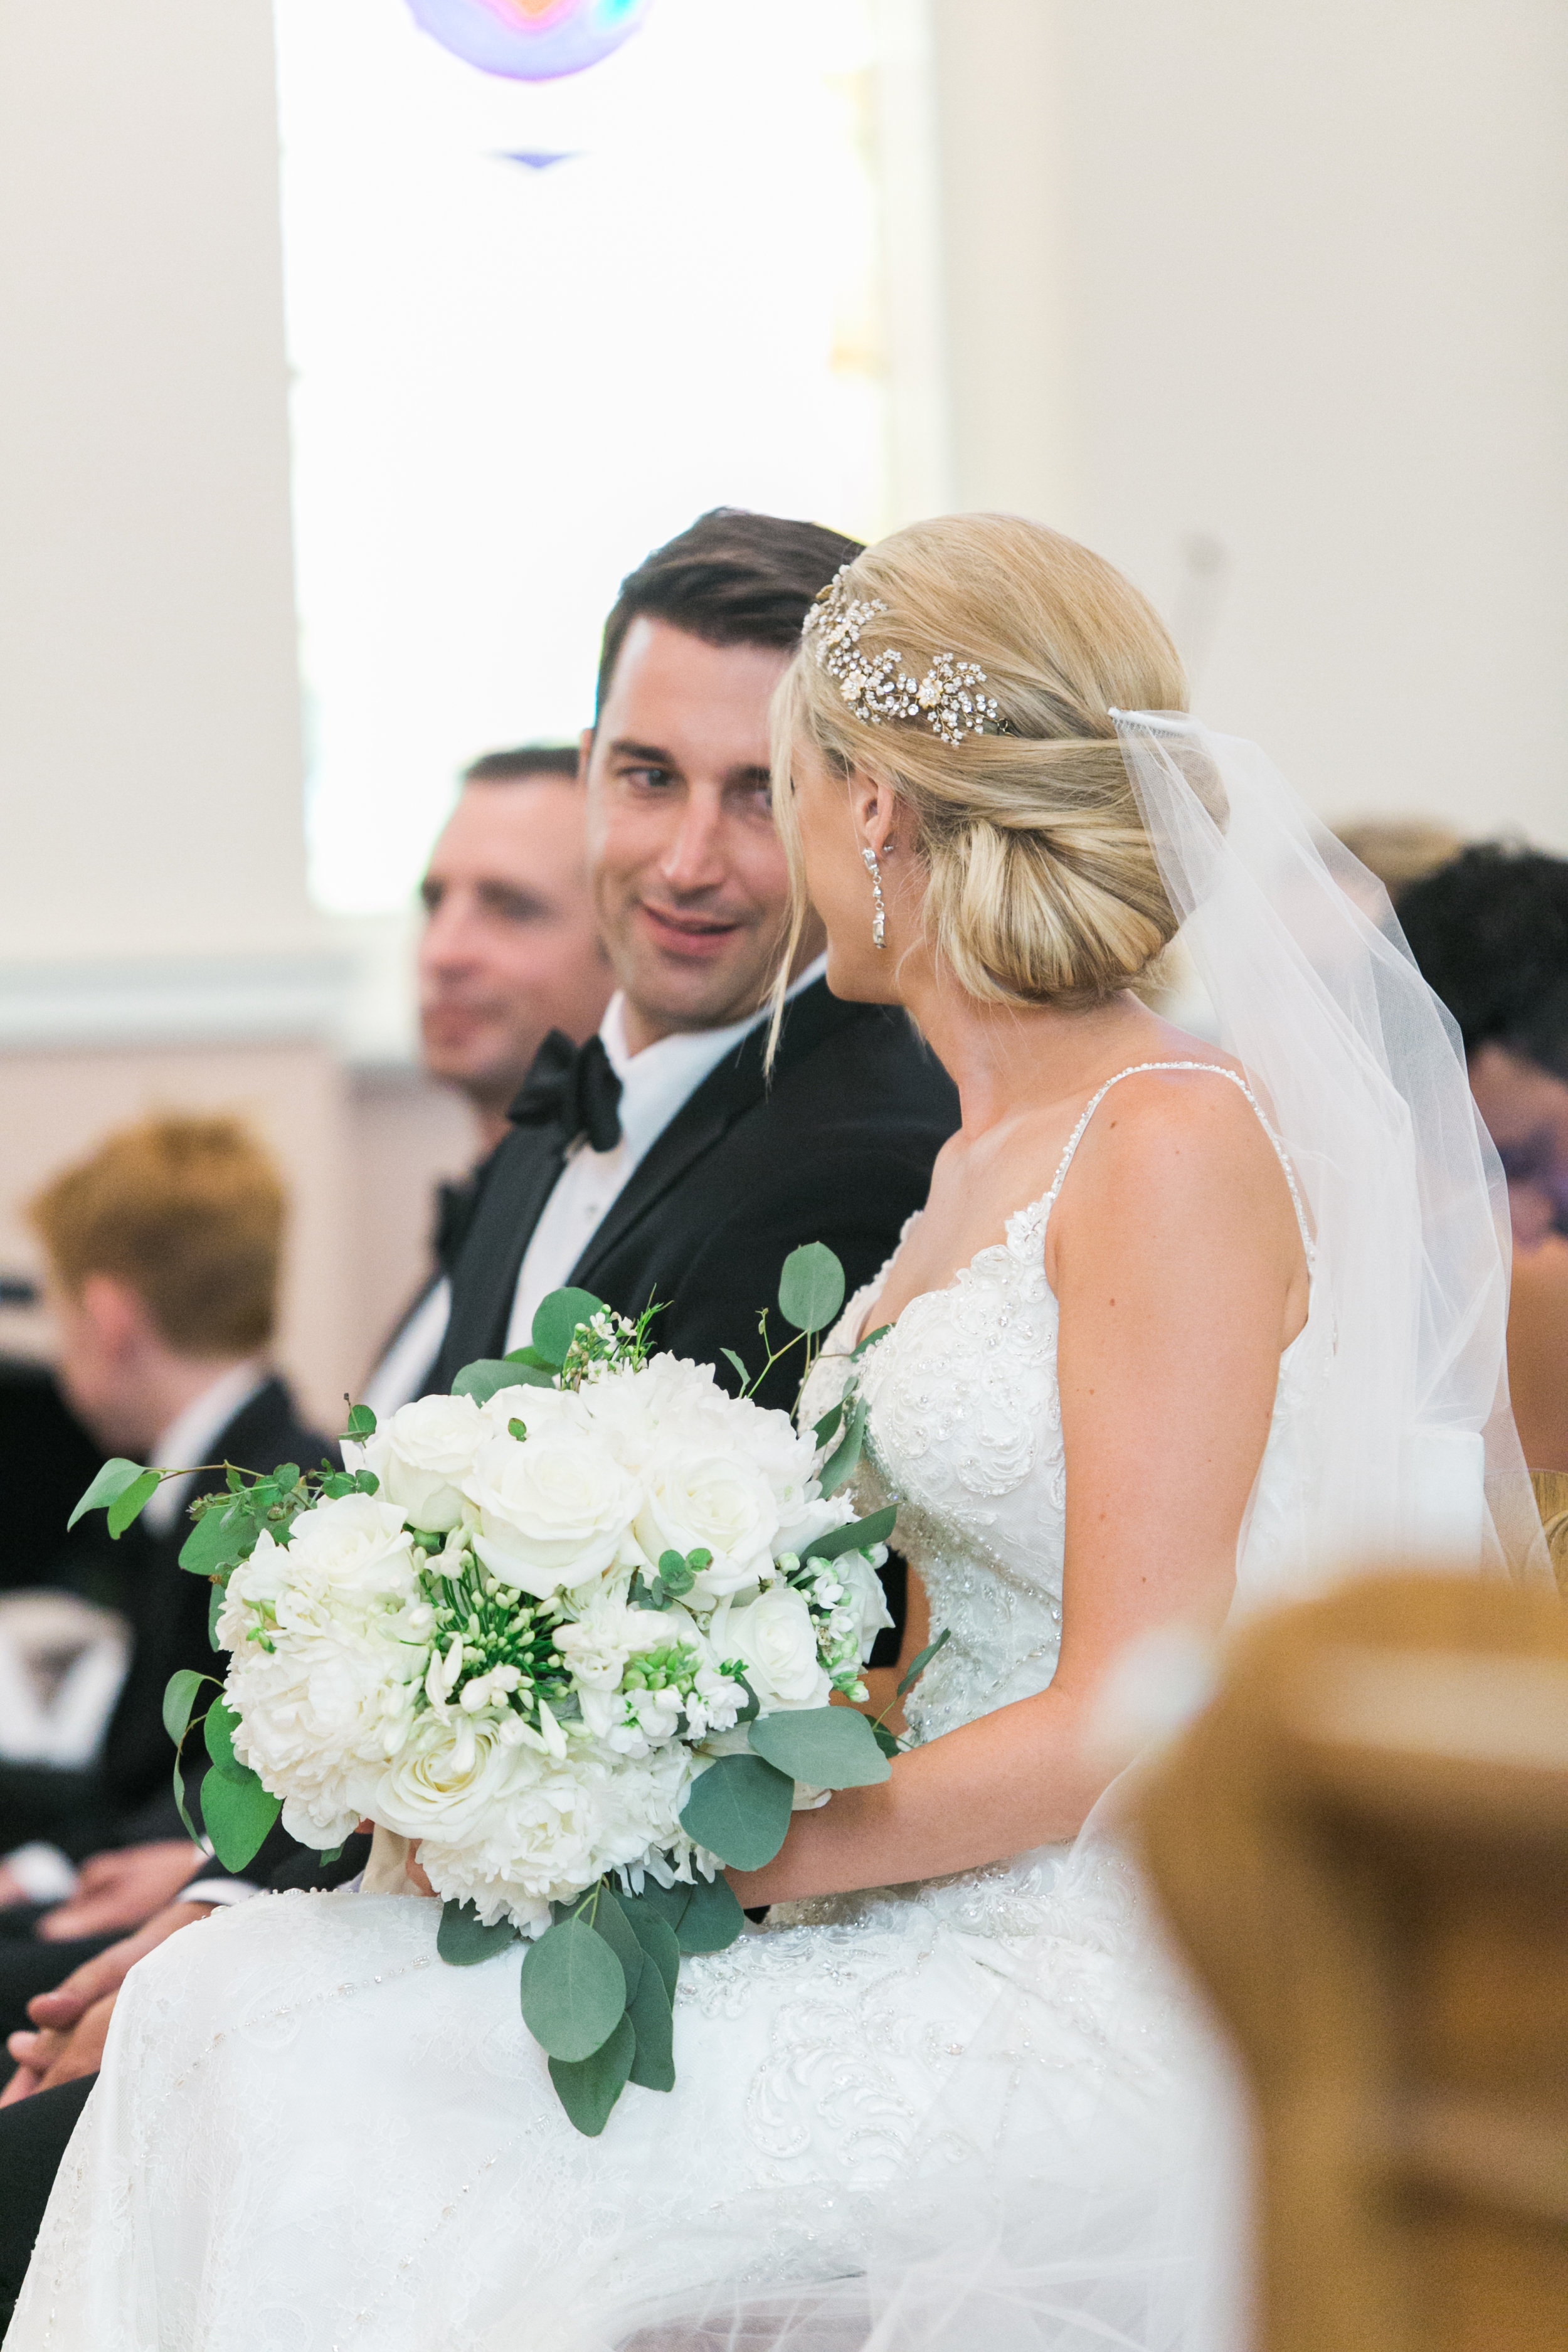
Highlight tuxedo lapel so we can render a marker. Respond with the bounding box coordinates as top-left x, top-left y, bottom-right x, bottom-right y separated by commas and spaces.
571, 982, 867, 1291
437, 1125, 566, 1373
